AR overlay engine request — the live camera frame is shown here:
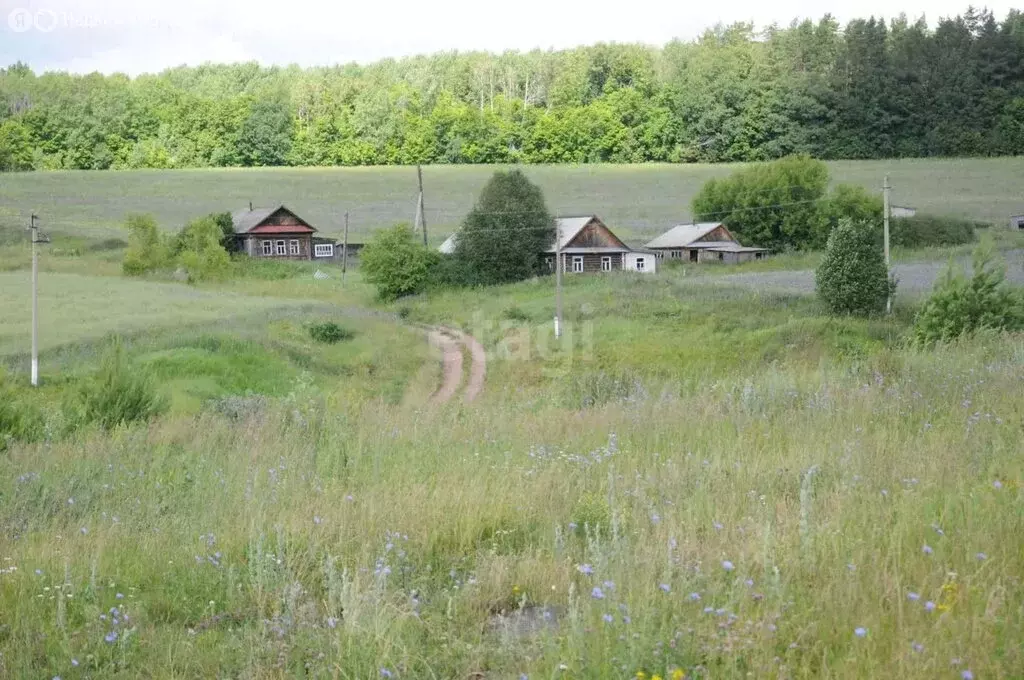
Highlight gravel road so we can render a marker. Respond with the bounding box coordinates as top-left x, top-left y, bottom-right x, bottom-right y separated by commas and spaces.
707, 250, 1024, 296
